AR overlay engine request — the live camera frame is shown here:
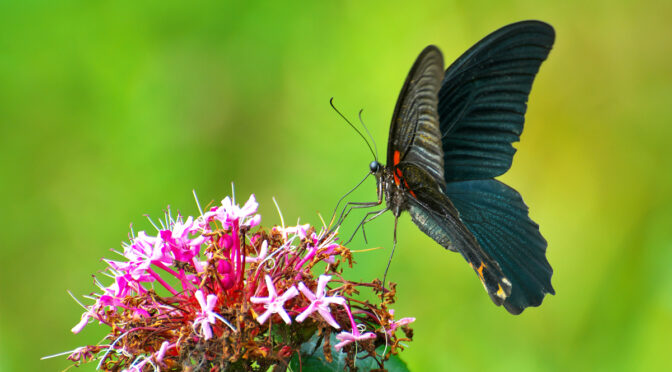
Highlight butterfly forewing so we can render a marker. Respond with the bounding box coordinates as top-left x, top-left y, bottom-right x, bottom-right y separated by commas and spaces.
387, 45, 446, 188
439, 20, 555, 182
